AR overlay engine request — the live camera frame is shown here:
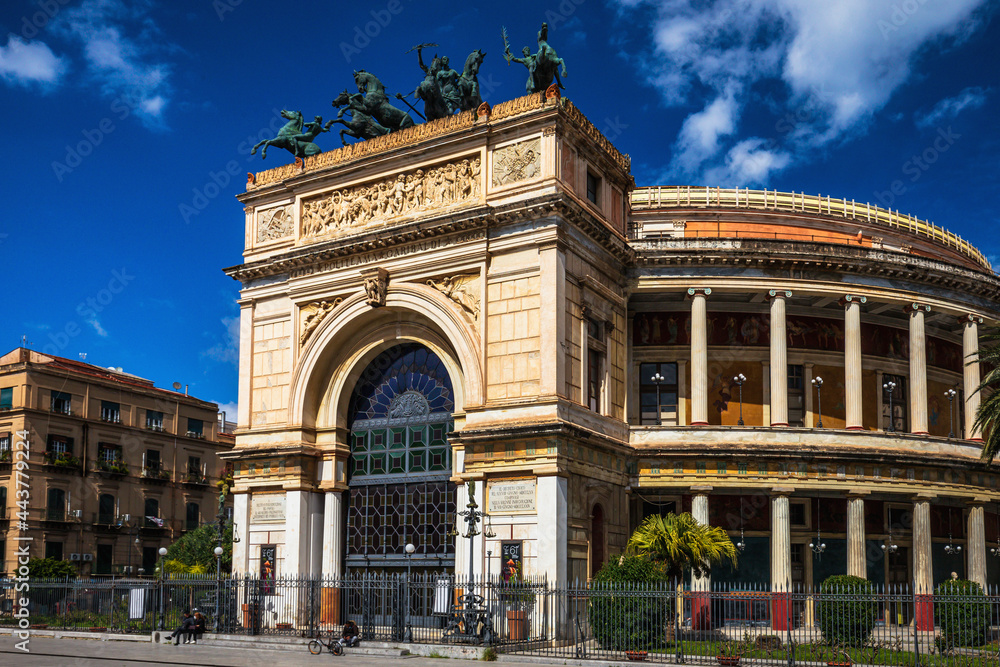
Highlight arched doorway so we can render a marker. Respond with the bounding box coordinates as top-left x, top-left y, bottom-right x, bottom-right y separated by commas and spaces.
591, 503, 605, 578
344, 343, 457, 574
